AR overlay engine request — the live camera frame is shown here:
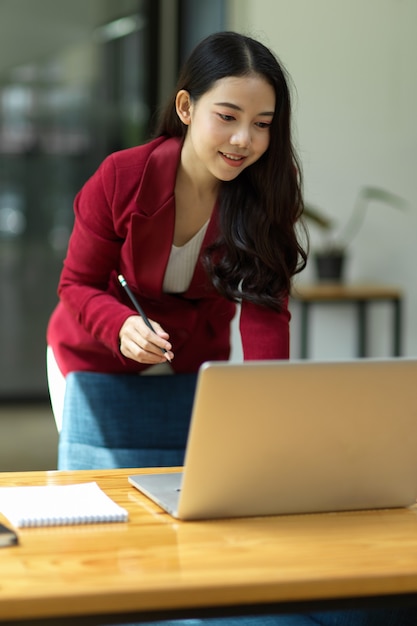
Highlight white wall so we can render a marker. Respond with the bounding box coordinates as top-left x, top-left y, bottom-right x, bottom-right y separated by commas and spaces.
227, 0, 417, 360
